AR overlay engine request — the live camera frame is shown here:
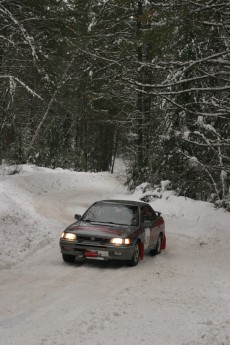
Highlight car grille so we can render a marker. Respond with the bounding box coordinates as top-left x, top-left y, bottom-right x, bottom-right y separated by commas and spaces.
77, 235, 109, 246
